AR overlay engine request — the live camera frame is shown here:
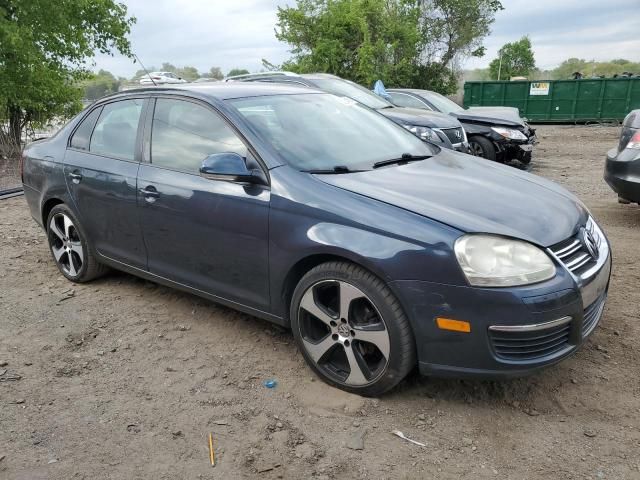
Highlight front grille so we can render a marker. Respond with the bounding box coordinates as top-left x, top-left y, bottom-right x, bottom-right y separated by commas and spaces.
441, 127, 465, 145
582, 294, 606, 337
550, 219, 601, 276
489, 320, 572, 361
